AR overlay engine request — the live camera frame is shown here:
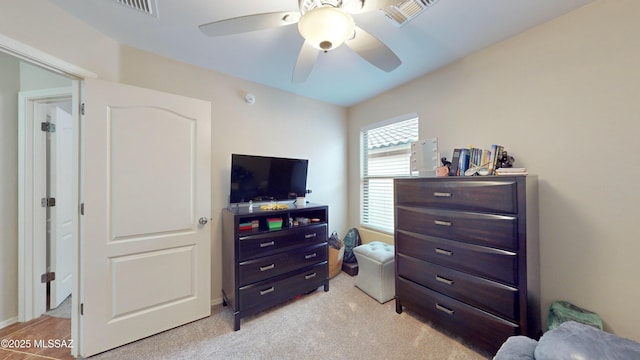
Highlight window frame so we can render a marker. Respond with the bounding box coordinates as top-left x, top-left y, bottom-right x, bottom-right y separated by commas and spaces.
360, 113, 419, 234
